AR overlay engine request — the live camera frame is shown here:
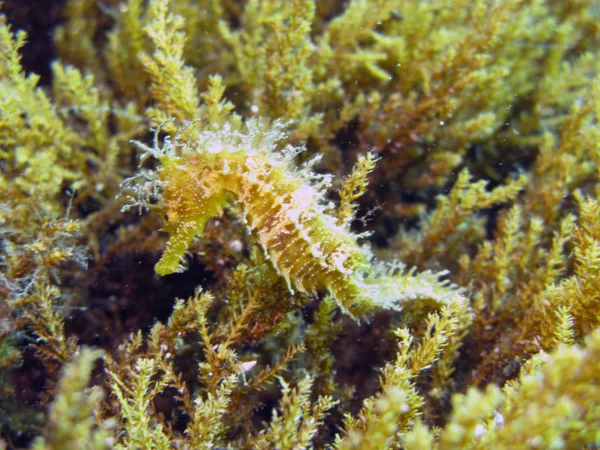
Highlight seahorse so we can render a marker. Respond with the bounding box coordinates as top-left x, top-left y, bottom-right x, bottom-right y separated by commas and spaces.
123, 120, 460, 319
